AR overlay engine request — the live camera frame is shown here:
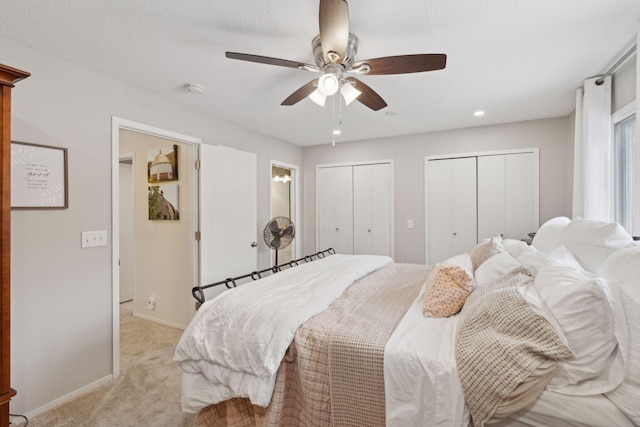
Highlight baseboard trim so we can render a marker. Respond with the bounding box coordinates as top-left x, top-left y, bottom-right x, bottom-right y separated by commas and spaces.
22, 375, 113, 421
133, 312, 186, 330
